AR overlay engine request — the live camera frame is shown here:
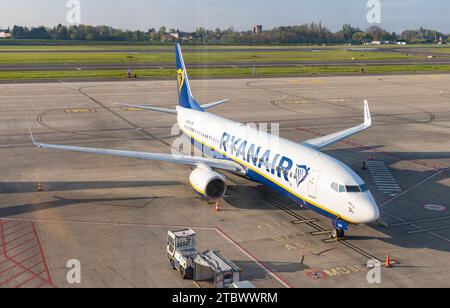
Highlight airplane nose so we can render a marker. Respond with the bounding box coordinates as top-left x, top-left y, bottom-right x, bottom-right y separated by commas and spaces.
359, 198, 380, 224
